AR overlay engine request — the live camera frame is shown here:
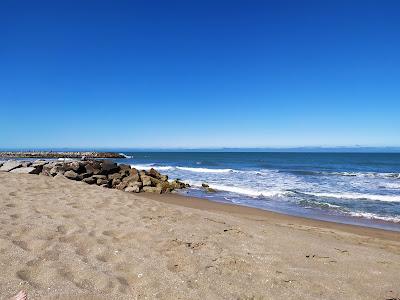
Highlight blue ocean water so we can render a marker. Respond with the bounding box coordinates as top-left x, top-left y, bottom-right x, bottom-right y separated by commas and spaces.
118, 152, 400, 231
